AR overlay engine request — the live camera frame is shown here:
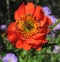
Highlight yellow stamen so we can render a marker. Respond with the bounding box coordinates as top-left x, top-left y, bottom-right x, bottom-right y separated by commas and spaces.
16, 14, 40, 38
